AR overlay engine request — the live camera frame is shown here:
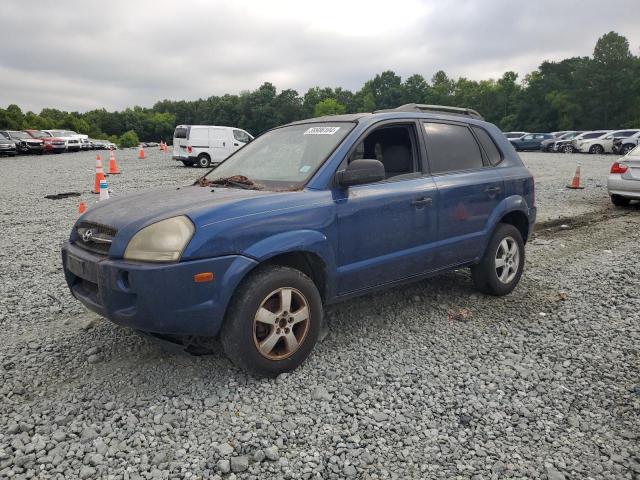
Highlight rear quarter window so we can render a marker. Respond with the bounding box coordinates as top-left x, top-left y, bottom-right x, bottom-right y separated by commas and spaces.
424, 122, 484, 174
472, 126, 503, 166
